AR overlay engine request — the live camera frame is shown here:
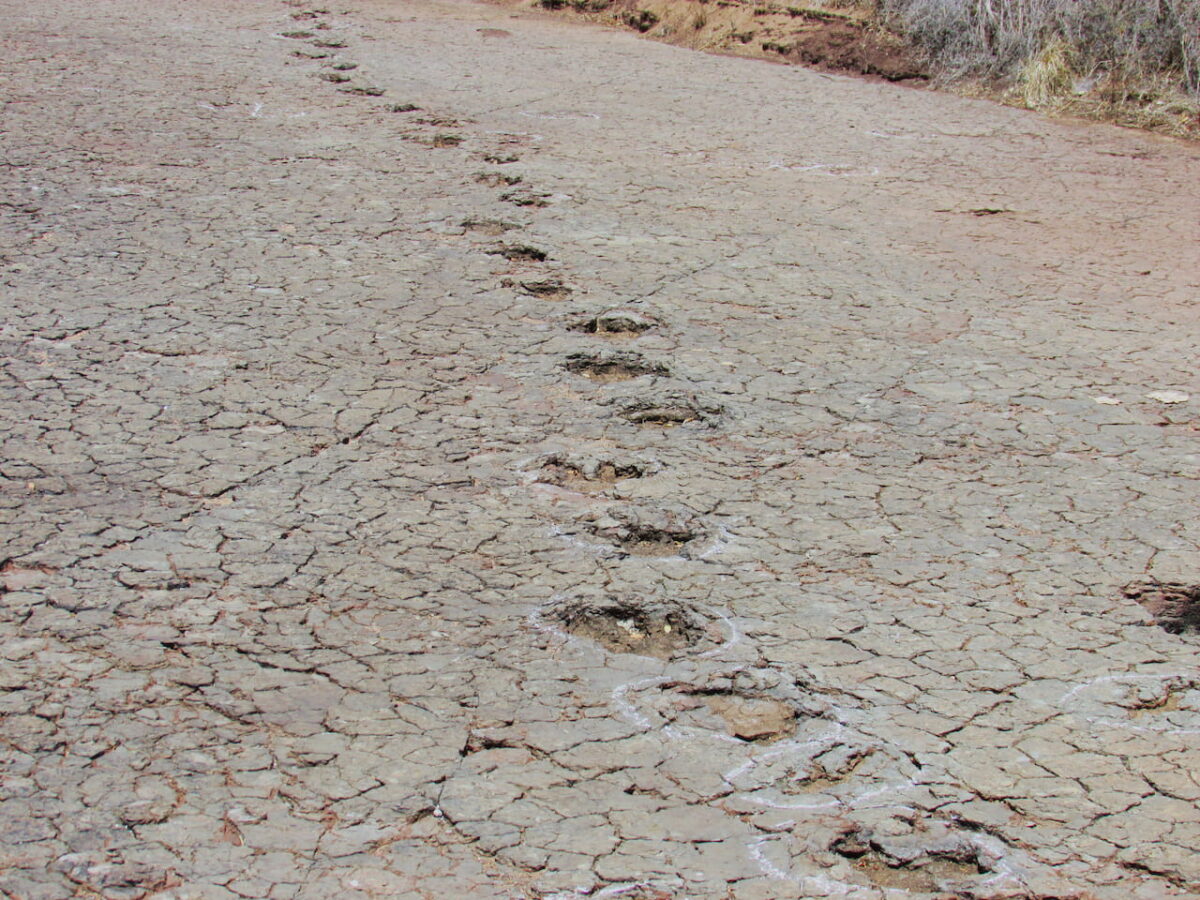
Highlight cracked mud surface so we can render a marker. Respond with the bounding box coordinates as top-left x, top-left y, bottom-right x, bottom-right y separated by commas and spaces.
2, 0, 1199, 897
